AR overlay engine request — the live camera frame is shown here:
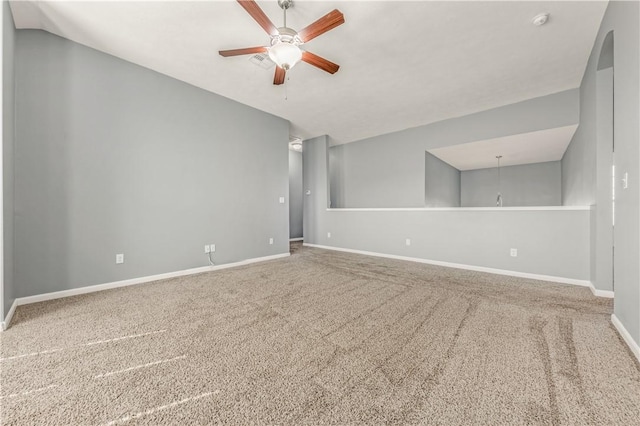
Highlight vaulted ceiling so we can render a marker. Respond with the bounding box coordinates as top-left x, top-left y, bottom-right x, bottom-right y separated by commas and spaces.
10, 1, 608, 145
